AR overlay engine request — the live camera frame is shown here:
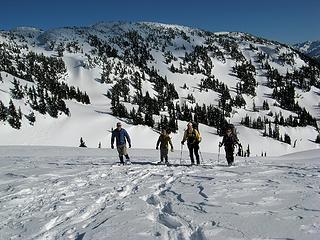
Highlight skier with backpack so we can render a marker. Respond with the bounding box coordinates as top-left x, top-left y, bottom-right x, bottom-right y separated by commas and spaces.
111, 122, 131, 165
219, 124, 242, 166
156, 129, 174, 165
181, 122, 202, 165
